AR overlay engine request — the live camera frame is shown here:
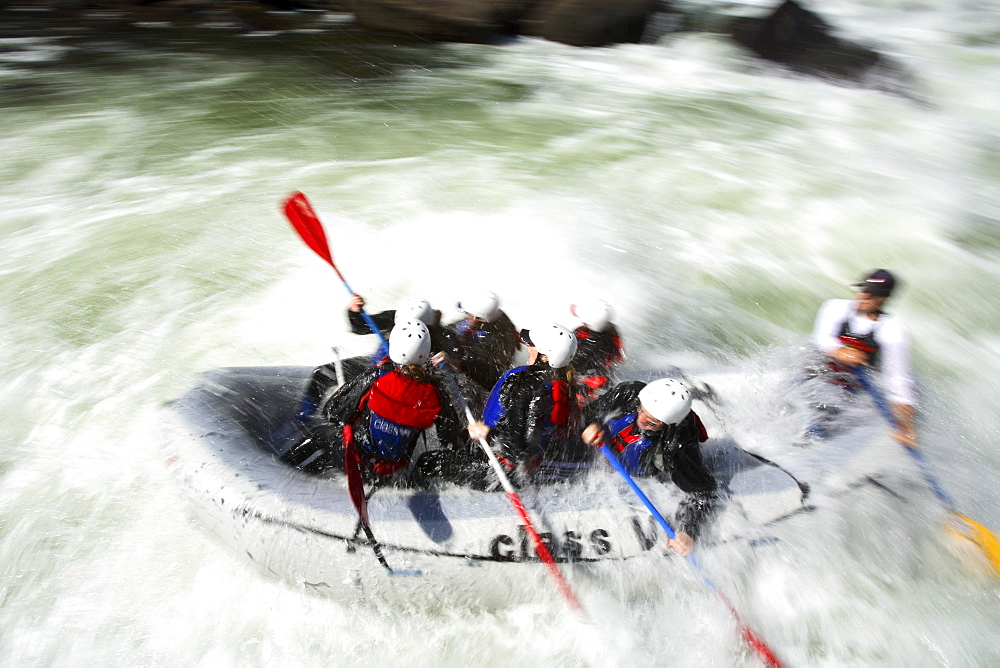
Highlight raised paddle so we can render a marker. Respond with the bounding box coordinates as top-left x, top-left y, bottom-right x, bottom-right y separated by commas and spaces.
283, 191, 389, 353
282, 192, 417, 577
437, 364, 590, 620
852, 367, 1000, 577
594, 440, 786, 667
